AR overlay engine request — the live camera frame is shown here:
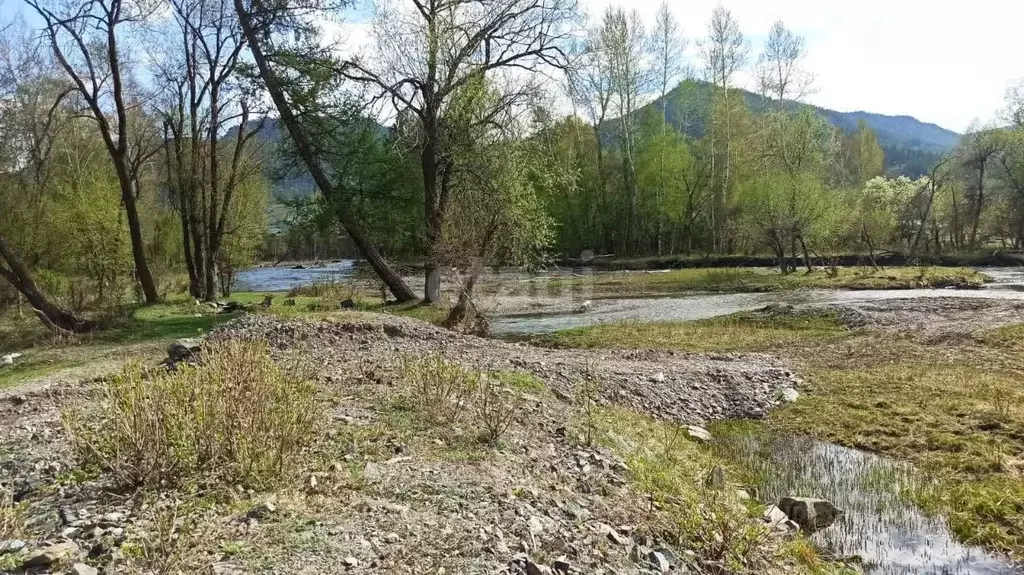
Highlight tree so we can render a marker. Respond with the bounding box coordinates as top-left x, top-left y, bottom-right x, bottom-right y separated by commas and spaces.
840, 121, 885, 186
649, 1, 685, 254
232, 0, 418, 302
0, 28, 93, 332
339, 0, 579, 303
700, 5, 747, 251
29, 0, 164, 303
755, 20, 811, 104
958, 127, 1001, 249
